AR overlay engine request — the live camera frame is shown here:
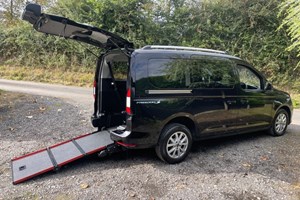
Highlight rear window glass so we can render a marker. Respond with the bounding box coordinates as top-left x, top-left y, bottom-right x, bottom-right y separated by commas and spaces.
111, 61, 128, 80
147, 56, 236, 89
